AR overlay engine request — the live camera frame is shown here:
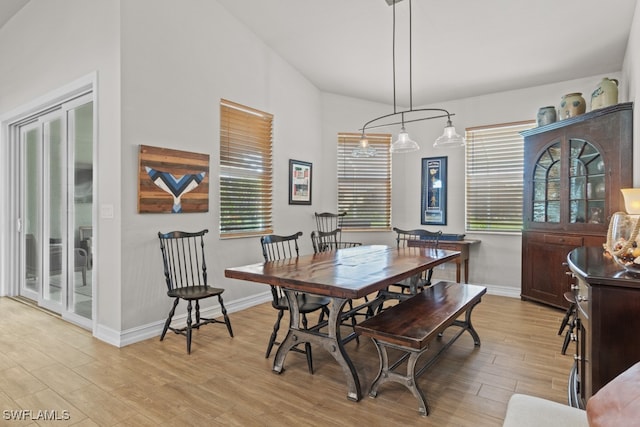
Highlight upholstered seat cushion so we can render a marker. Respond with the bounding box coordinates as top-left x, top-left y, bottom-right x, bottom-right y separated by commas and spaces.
502, 394, 587, 427
586, 361, 640, 427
